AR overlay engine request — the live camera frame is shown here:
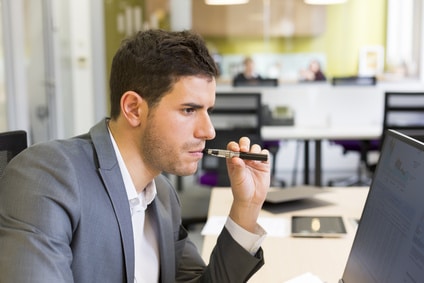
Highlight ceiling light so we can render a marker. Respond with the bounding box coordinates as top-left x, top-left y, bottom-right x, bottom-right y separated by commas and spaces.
304, 0, 347, 4
205, 0, 249, 5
